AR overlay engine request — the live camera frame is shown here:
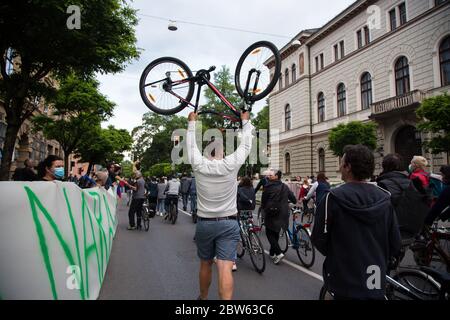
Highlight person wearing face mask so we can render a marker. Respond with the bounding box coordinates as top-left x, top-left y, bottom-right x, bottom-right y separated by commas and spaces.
37, 155, 64, 181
